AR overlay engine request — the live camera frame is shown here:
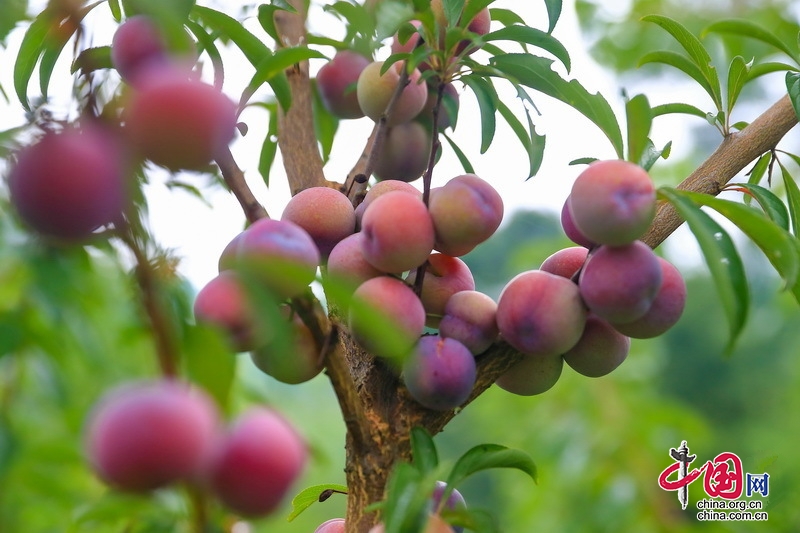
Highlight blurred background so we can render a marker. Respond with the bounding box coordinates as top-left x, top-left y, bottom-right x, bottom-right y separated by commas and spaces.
1, 0, 799, 531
